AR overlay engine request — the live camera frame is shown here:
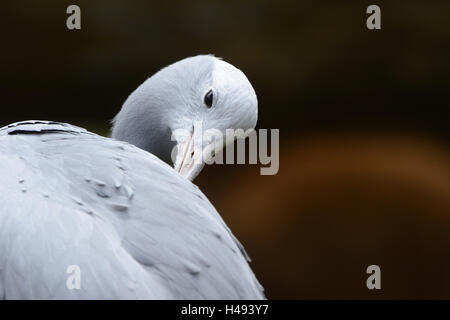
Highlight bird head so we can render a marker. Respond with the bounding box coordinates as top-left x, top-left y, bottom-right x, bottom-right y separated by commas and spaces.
112, 55, 258, 181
